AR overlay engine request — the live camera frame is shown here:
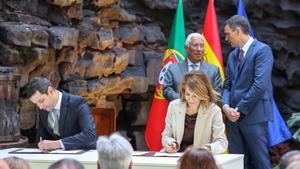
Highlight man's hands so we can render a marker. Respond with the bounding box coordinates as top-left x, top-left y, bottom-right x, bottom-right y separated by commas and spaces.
223, 105, 240, 122
38, 140, 61, 152
165, 142, 178, 153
